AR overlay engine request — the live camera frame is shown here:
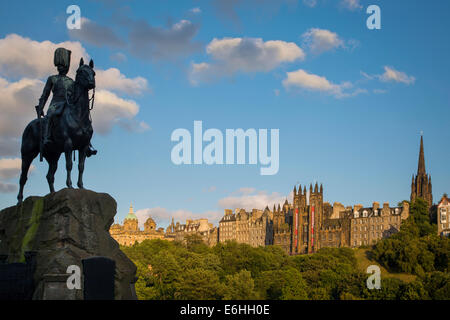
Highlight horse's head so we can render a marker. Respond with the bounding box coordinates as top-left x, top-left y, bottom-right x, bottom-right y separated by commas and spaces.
76, 58, 96, 90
